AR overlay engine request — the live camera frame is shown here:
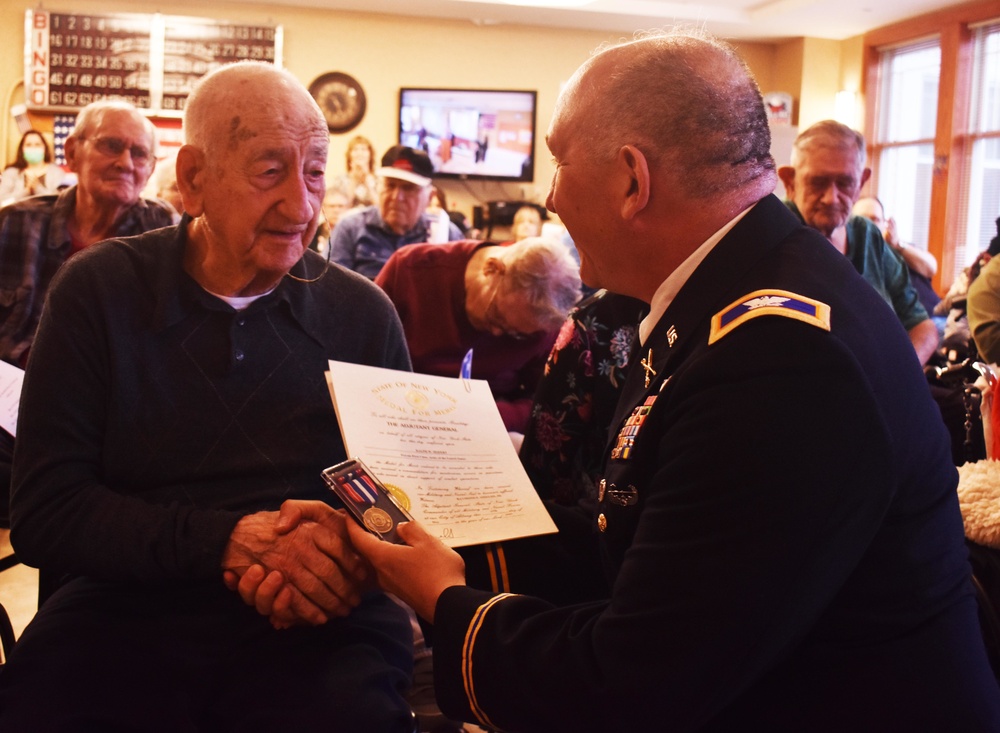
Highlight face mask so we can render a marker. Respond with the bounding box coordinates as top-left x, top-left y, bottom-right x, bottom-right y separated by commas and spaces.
23, 148, 45, 165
